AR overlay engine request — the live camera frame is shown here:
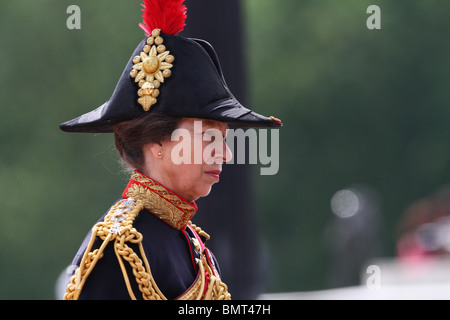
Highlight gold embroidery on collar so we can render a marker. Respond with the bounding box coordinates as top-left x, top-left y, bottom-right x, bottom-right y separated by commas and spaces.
125, 171, 196, 230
